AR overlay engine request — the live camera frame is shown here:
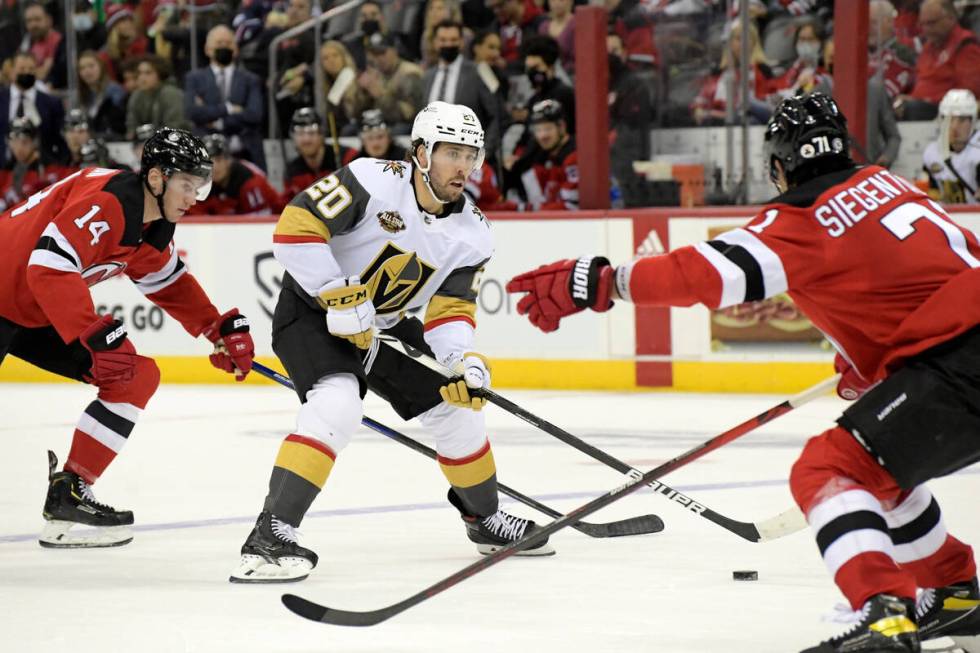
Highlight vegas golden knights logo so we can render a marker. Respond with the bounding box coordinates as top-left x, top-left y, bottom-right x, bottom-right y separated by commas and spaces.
378, 160, 407, 178
360, 242, 436, 313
